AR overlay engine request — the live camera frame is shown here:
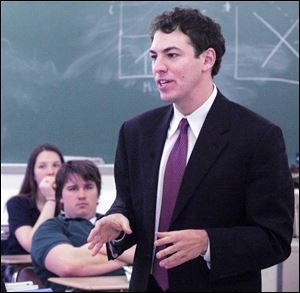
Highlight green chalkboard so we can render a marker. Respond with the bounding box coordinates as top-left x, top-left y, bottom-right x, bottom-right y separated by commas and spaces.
1, 1, 299, 163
